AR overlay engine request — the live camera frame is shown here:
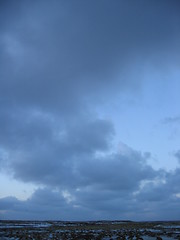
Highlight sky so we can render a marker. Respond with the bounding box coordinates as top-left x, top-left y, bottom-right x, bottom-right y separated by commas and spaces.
0, 0, 180, 221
